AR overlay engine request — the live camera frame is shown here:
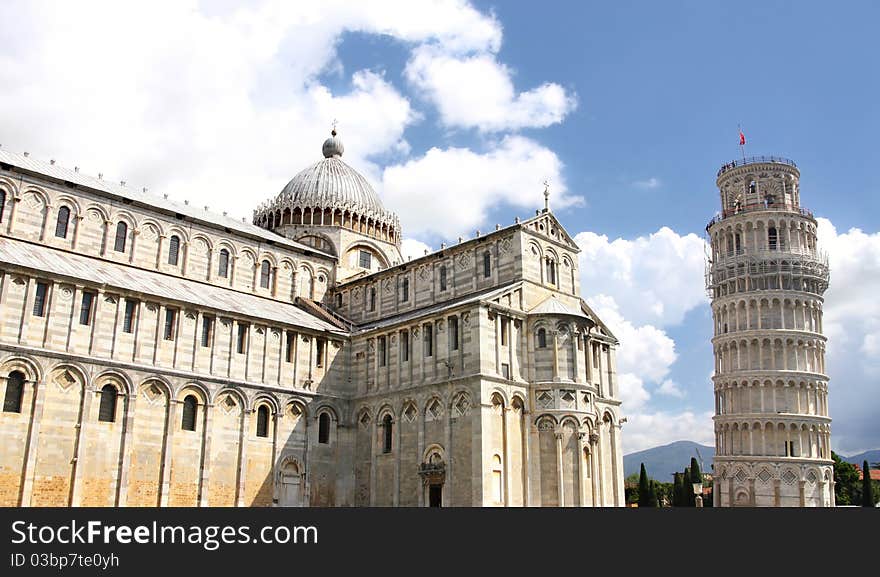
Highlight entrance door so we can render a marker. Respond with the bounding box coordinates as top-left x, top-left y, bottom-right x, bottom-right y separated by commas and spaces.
279, 461, 302, 507
429, 484, 442, 507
